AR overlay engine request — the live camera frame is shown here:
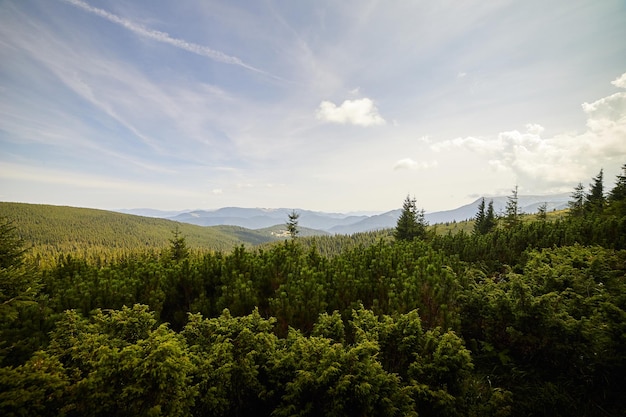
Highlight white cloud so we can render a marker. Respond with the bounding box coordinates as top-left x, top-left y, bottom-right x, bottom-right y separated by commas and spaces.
212, 188, 223, 195
418, 135, 431, 143
316, 98, 386, 127
431, 136, 503, 153
393, 158, 438, 170
525, 123, 544, 135
429, 82, 626, 186
582, 92, 626, 132
611, 72, 626, 89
